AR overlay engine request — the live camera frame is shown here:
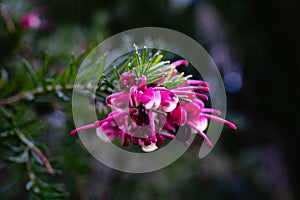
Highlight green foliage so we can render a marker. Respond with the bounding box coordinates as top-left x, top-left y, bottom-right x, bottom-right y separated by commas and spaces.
1, 0, 292, 199
0, 106, 68, 199
0, 1, 104, 198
